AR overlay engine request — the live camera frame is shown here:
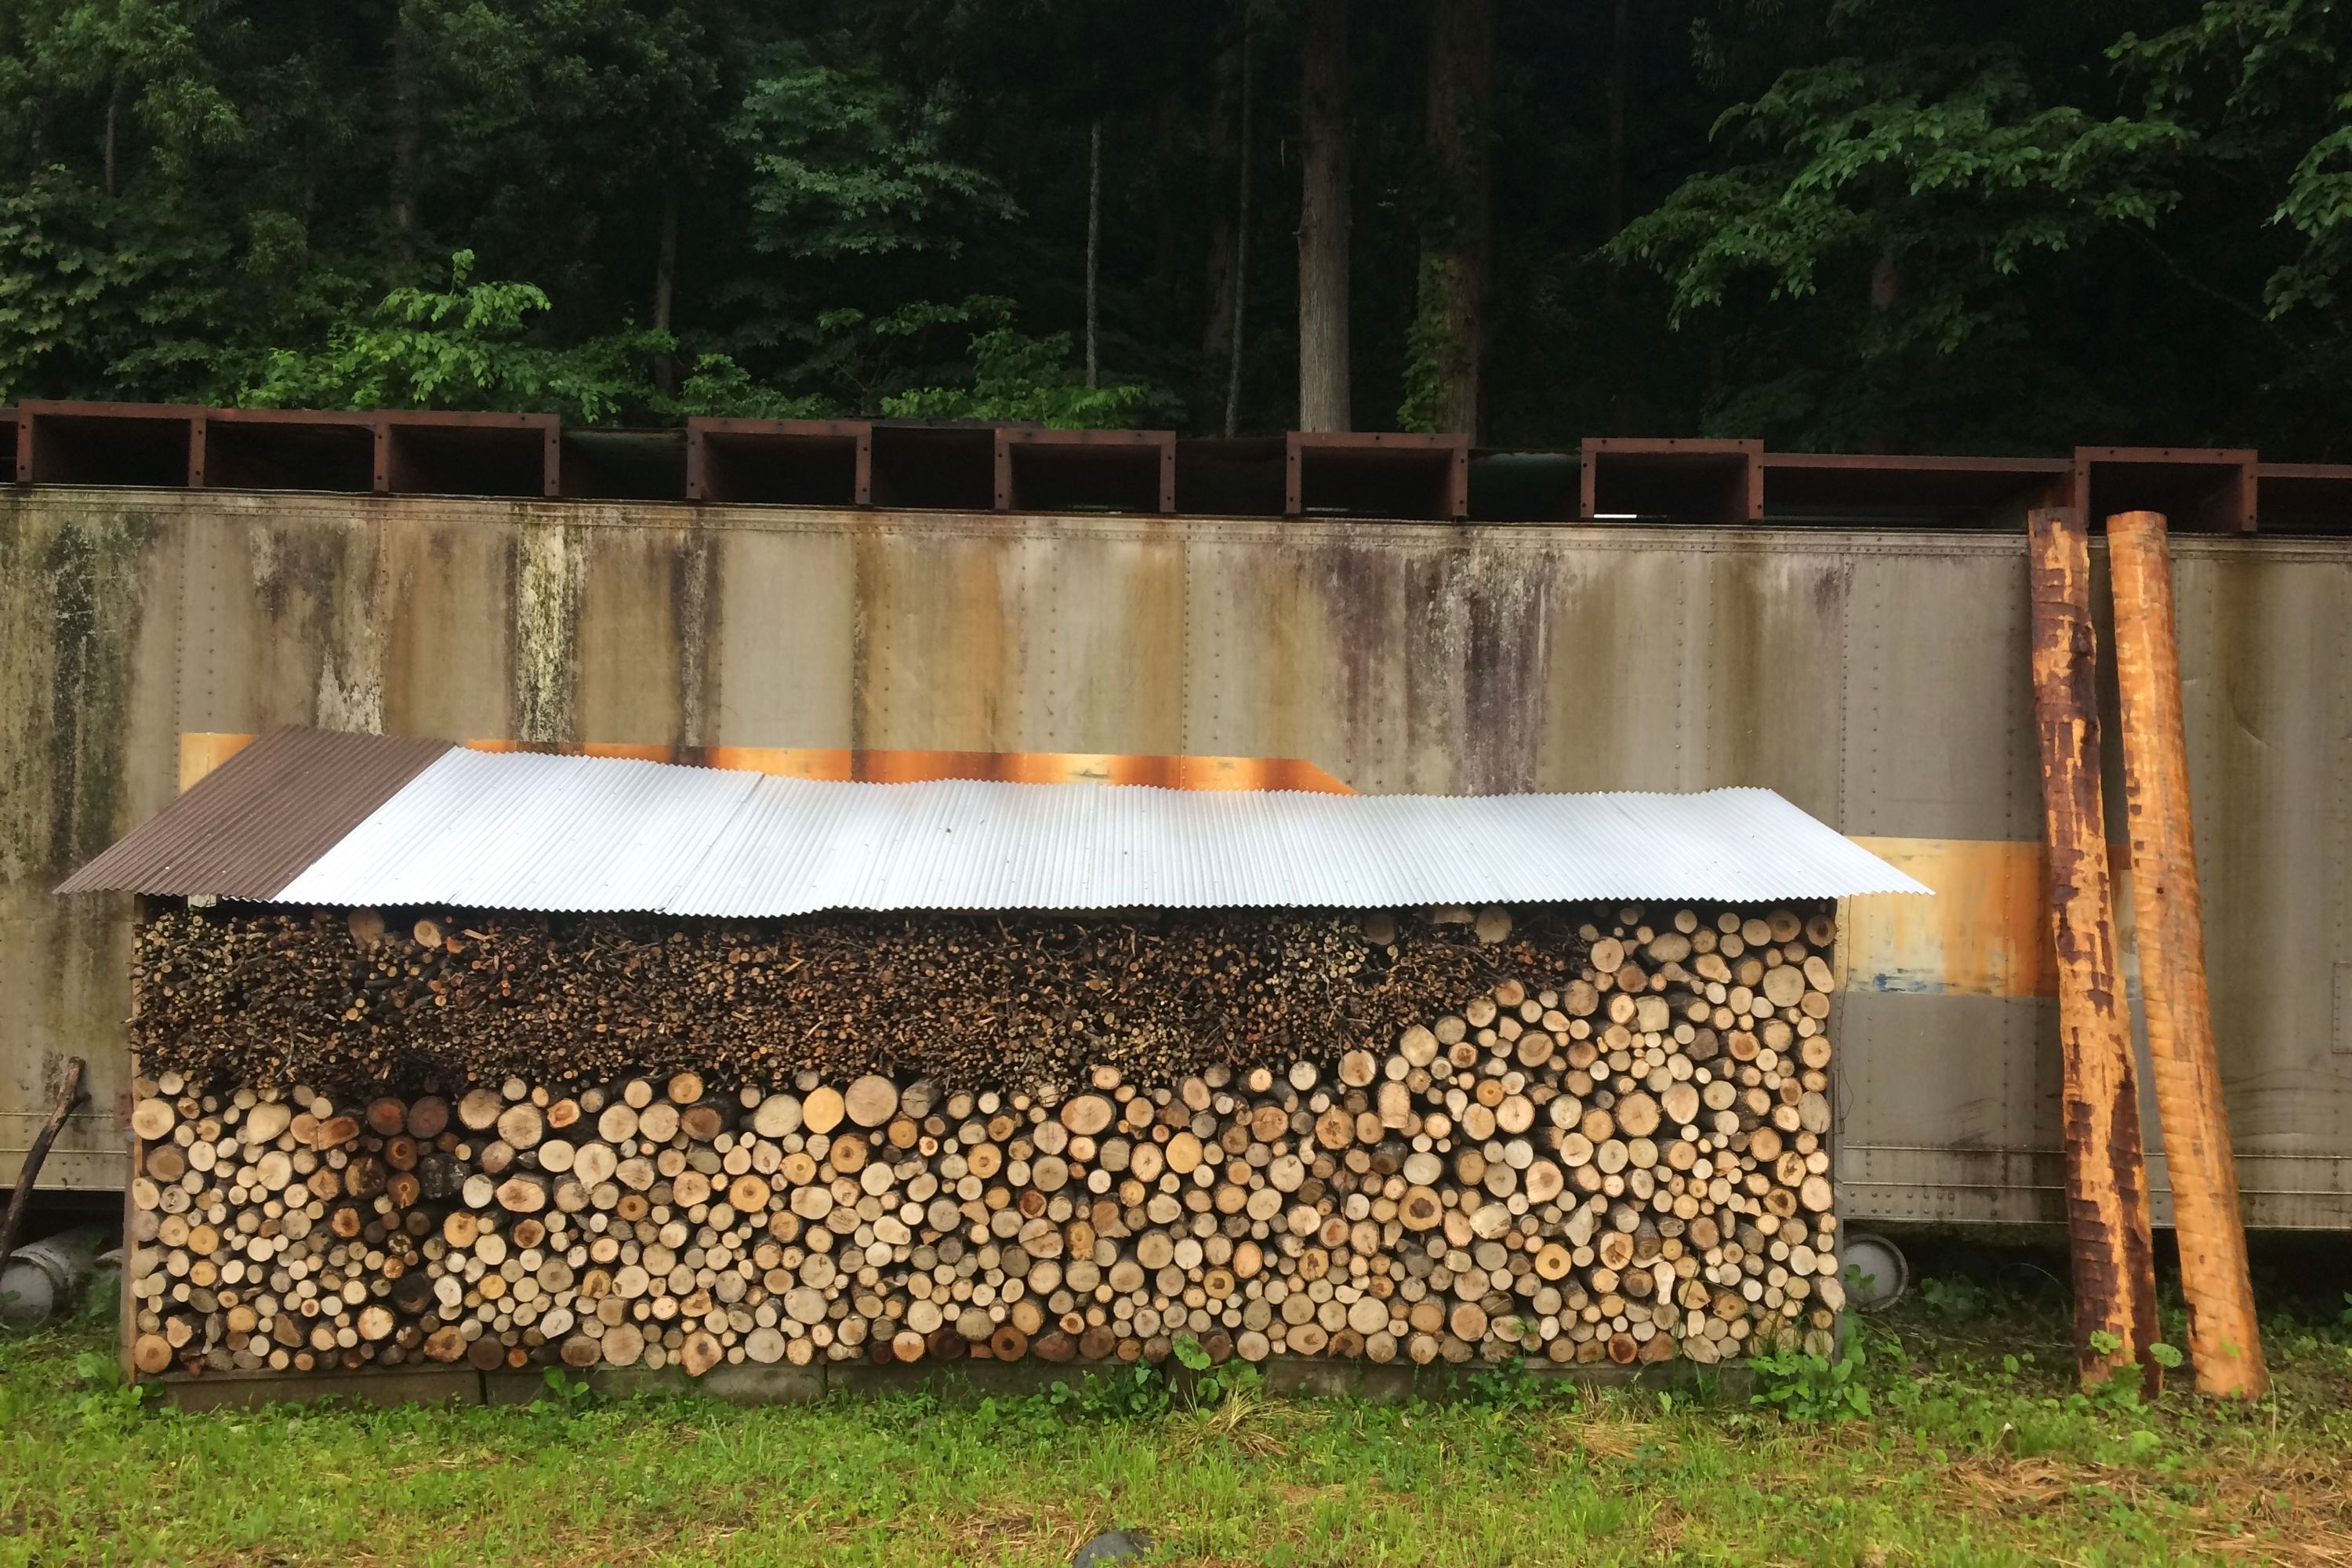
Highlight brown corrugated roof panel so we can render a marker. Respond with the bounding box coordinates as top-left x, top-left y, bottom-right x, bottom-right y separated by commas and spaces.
54, 728, 452, 899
